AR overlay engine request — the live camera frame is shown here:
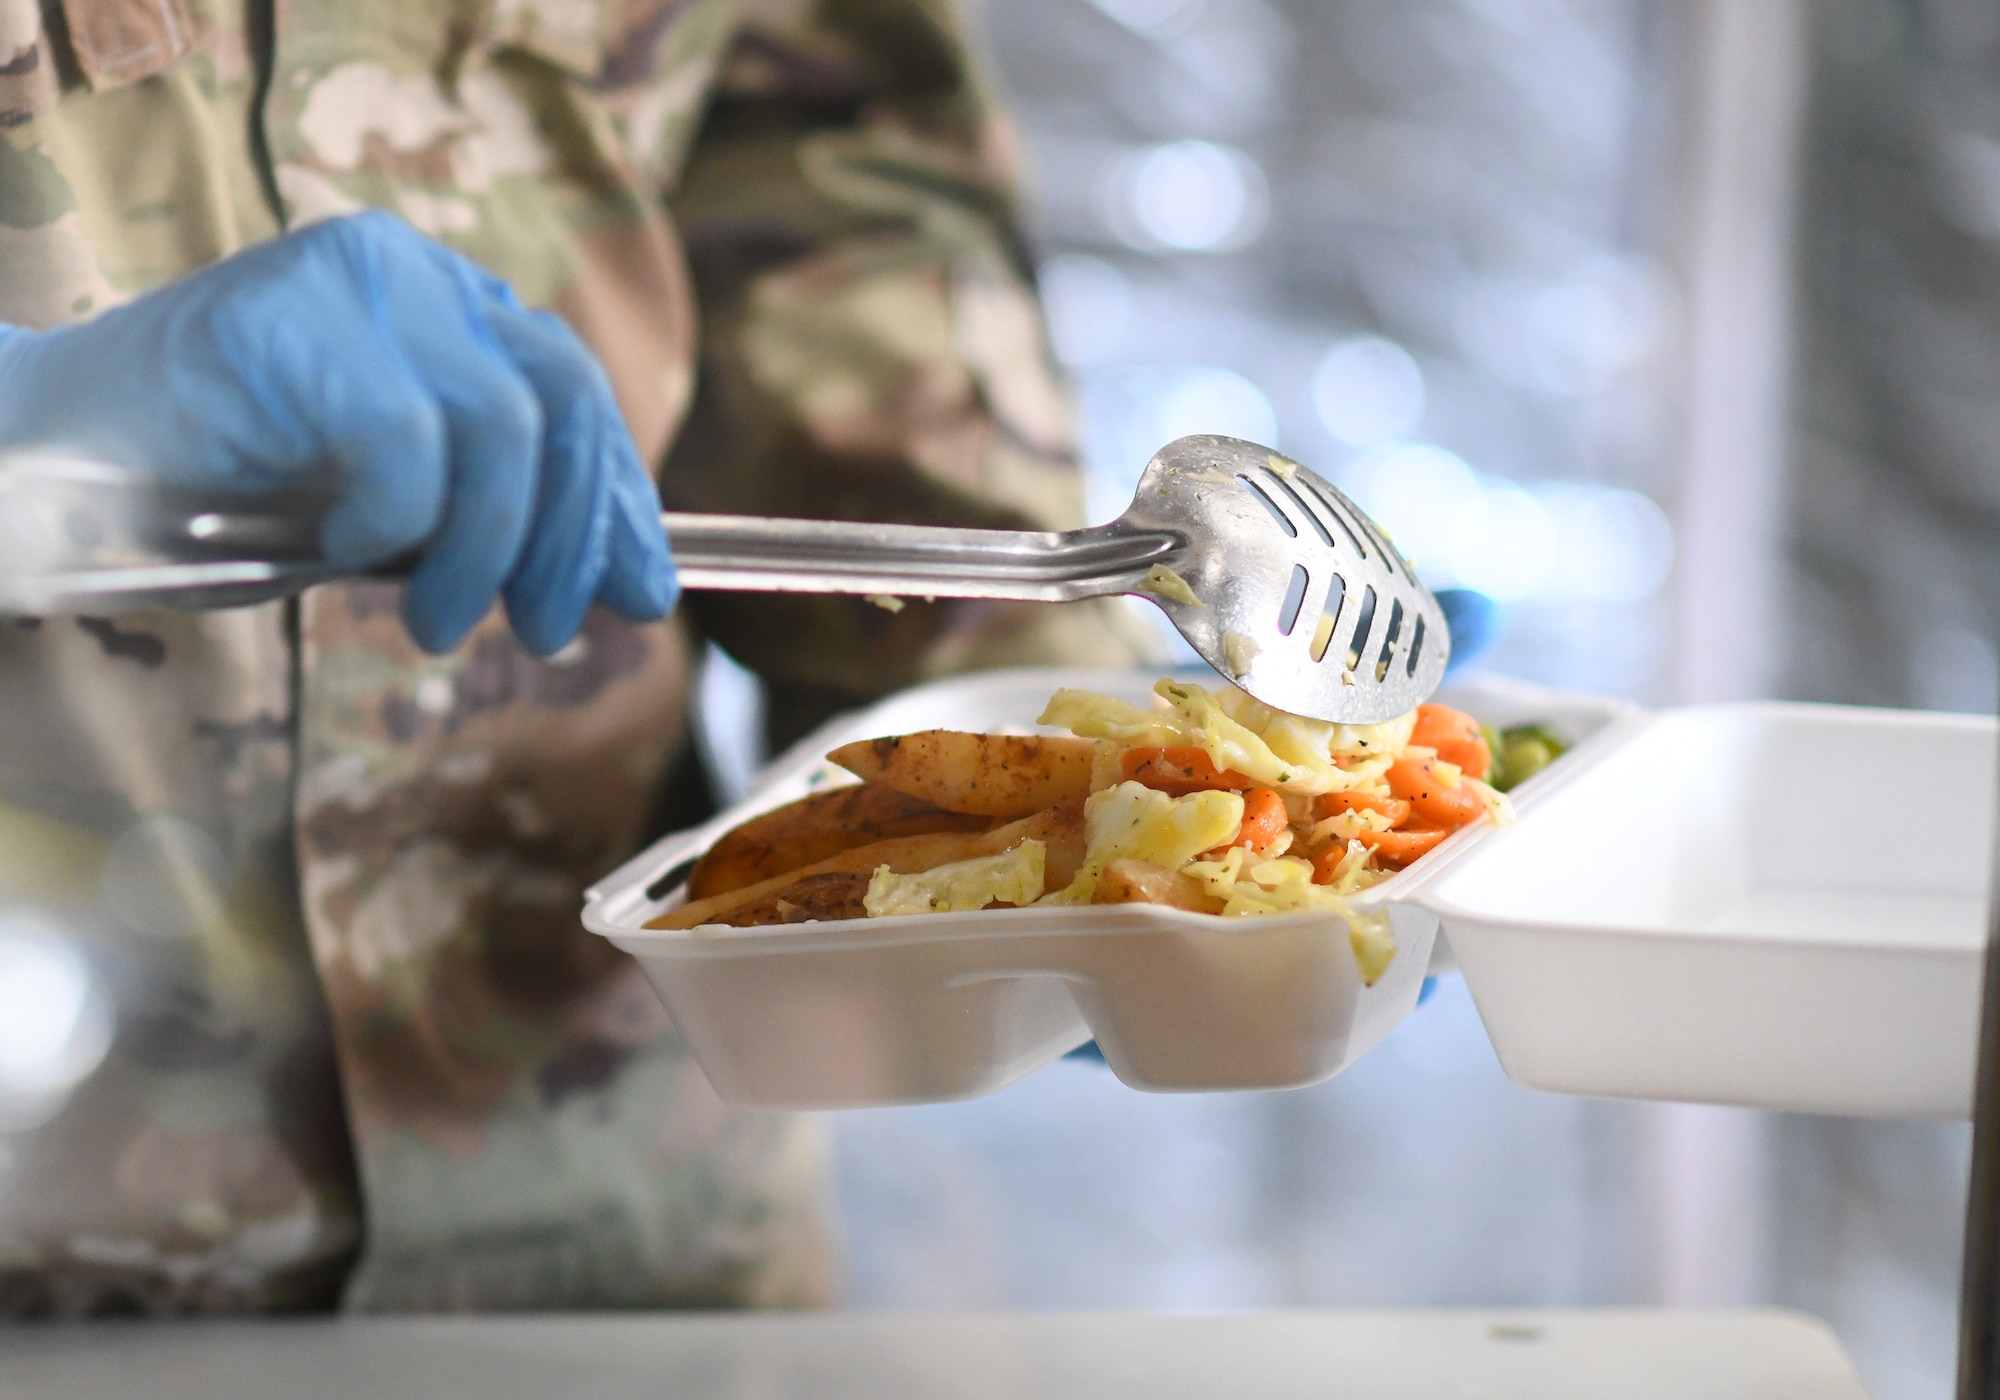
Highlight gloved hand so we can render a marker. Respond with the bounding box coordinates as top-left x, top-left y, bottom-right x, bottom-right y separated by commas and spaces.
0, 210, 676, 655
1435, 588, 1503, 675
